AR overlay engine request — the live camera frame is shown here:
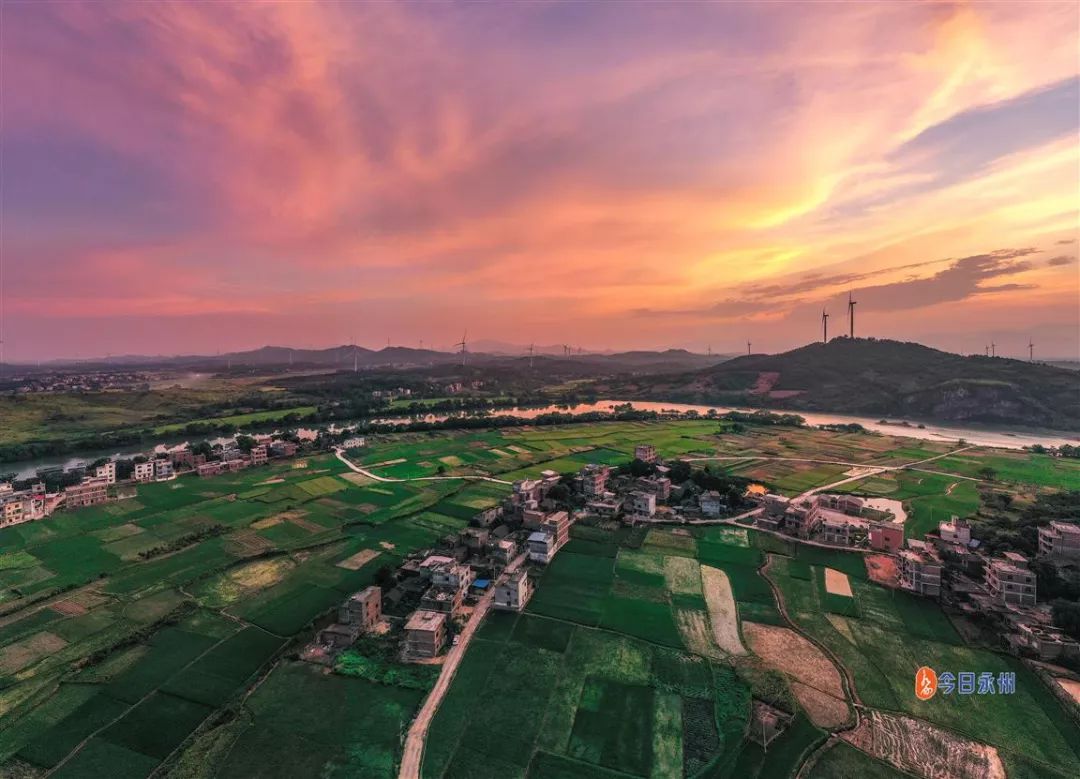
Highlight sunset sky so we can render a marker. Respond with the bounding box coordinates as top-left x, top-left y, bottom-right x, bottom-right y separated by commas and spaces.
3, 1, 1078, 361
